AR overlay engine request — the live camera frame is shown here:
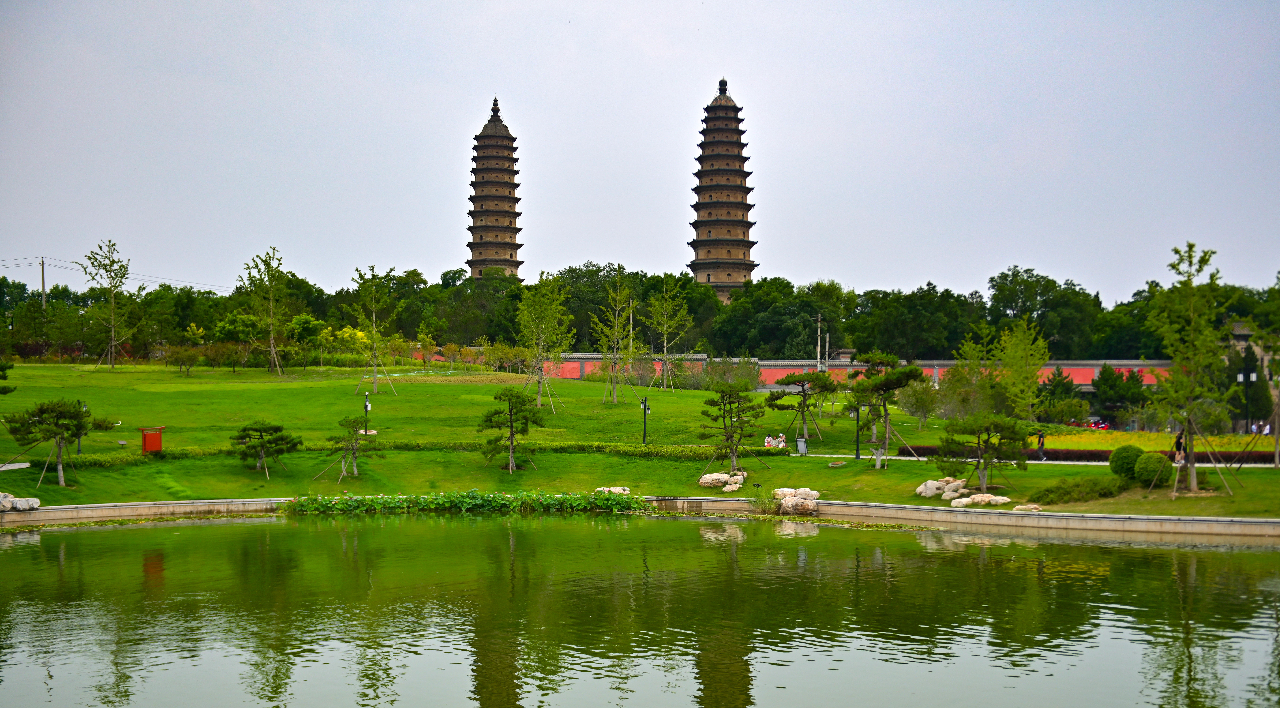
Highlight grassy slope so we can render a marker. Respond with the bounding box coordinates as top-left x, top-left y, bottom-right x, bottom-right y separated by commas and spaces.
0, 364, 1275, 518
